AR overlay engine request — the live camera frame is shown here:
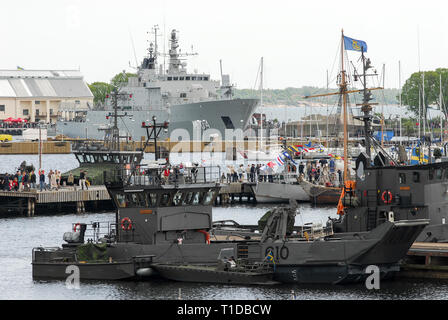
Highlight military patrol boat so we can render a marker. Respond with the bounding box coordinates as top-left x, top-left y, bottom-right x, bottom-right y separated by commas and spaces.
32, 80, 429, 284
57, 27, 258, 141
31, 164, 428, 284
